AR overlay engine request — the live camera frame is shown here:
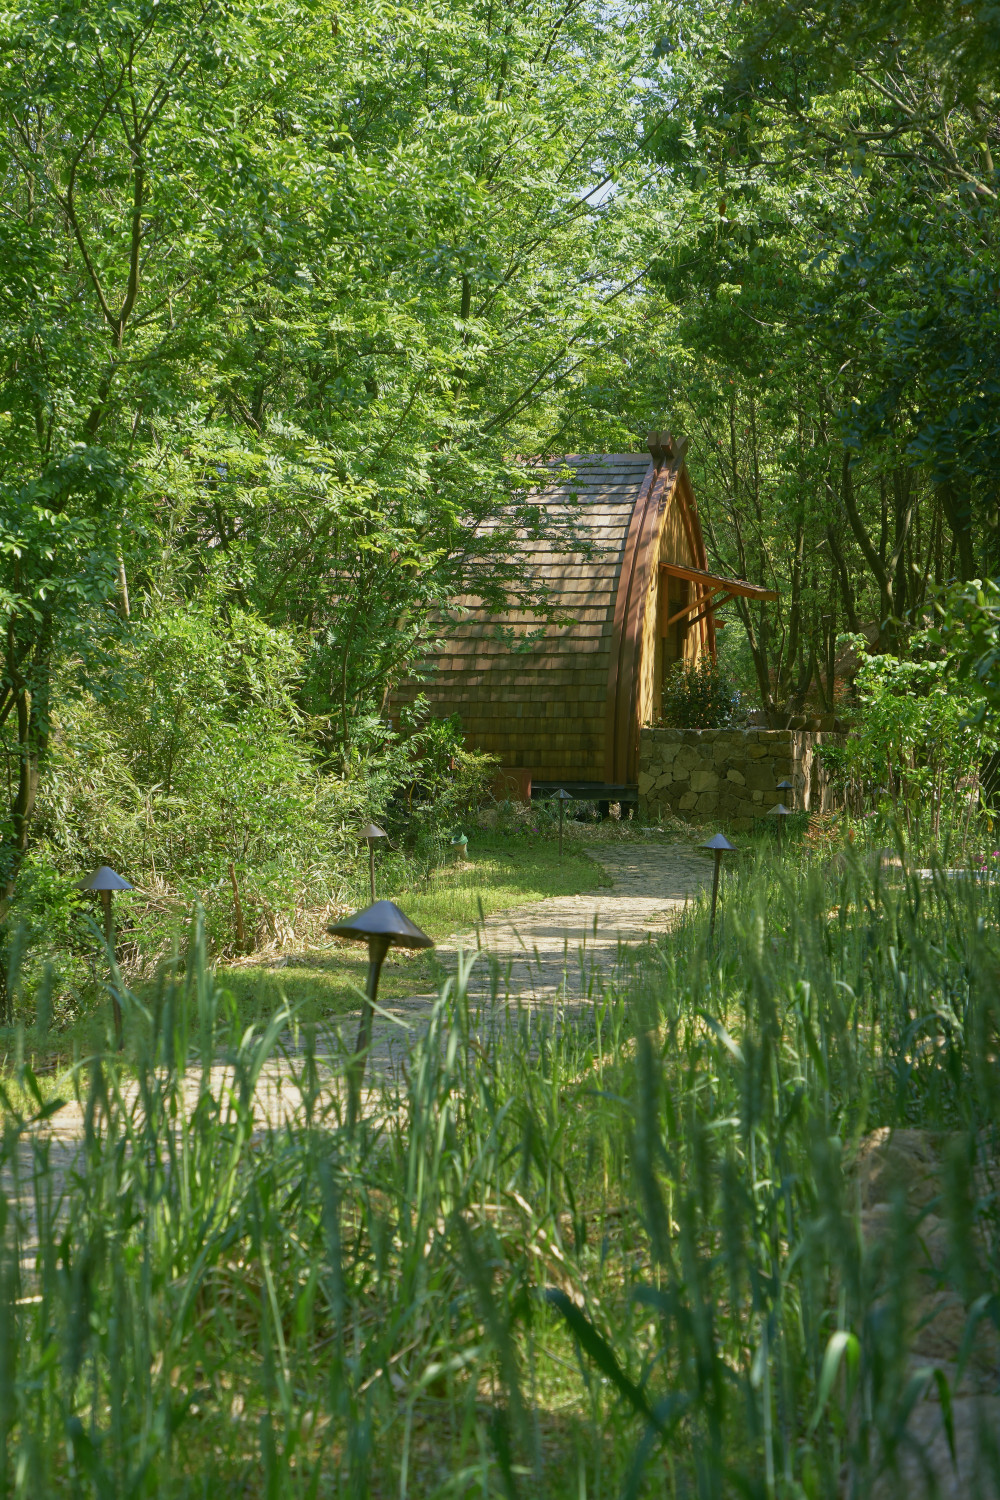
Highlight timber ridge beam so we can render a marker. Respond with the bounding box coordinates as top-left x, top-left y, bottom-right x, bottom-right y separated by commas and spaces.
646, 430, 688, 469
